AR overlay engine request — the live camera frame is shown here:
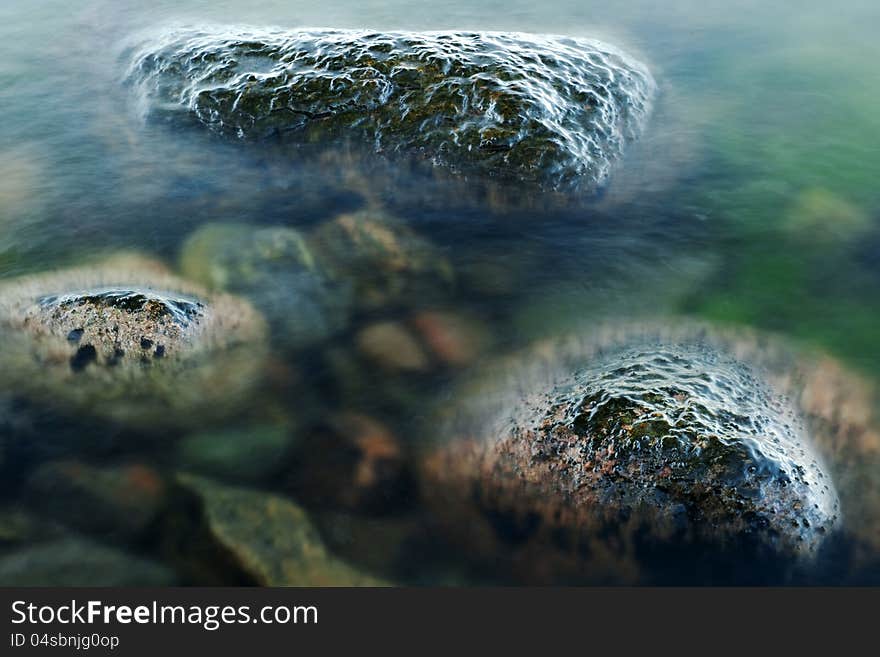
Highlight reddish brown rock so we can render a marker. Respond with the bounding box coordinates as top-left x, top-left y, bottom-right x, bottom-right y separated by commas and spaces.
411, 310, 489, 368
